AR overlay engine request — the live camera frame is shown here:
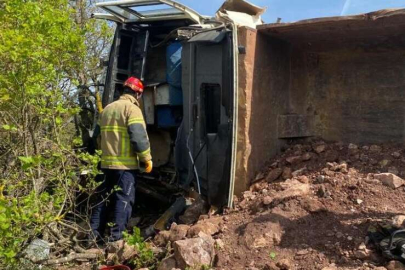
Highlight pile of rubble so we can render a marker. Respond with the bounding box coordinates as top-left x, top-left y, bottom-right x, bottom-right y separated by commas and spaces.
162, 140, 405, 270
153, 210, 226, 269
77, 140, 405, 270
